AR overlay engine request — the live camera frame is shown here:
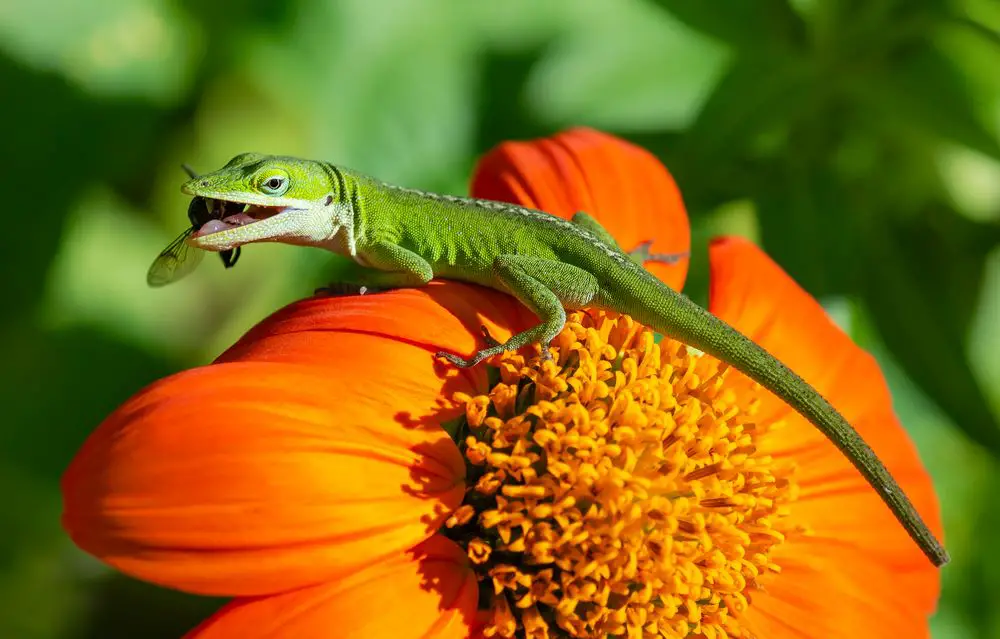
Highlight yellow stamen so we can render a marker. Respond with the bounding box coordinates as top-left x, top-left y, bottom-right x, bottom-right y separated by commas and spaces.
445, 311, 804, 638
